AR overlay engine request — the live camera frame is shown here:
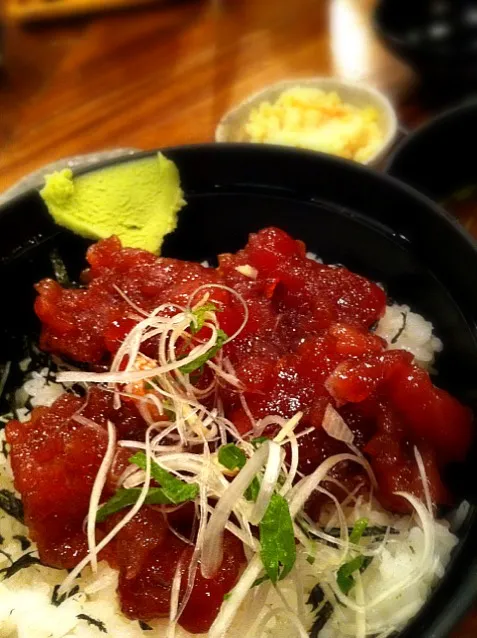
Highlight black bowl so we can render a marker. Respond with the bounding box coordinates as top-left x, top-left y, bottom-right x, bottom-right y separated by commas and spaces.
387, 101, 477, 201
1, 144, 477, 637
374, 0, 477, 88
